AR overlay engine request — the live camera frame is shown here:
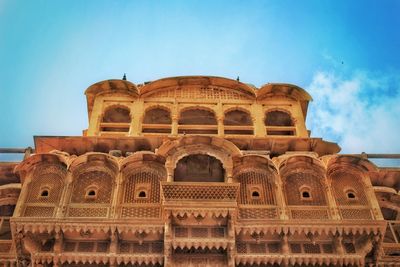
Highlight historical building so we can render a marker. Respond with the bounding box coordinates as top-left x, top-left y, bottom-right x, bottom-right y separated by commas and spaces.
0, 76, 399, 266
